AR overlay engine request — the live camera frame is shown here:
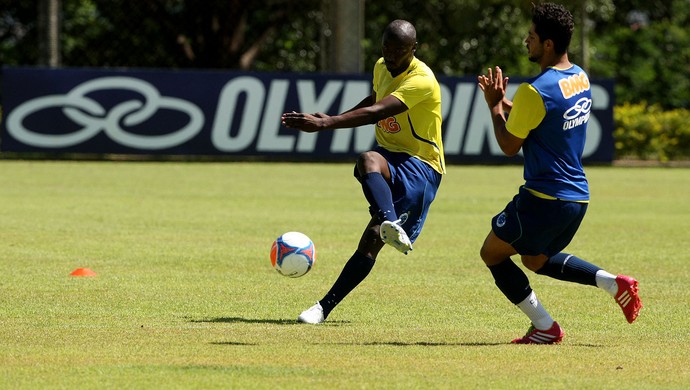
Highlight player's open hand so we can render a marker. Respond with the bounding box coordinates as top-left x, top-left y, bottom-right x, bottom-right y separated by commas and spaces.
478, 66, 509, 108
281, 111, 330, 133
